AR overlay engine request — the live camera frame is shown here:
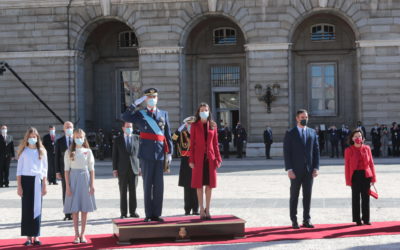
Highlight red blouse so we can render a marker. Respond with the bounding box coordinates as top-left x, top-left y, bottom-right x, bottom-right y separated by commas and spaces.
344, 145, 377, 186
